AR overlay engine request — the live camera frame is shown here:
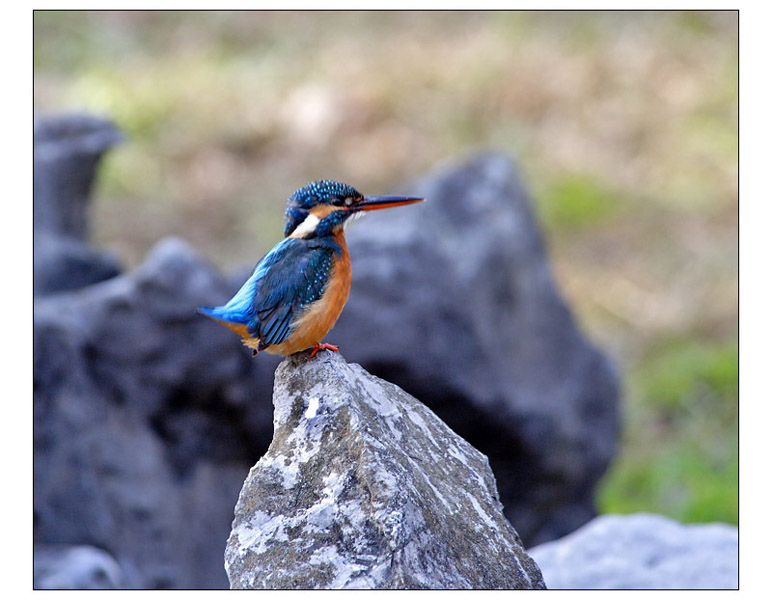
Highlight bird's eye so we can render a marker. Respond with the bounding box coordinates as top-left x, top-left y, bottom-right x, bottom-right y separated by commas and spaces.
331, 196, 346, 206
